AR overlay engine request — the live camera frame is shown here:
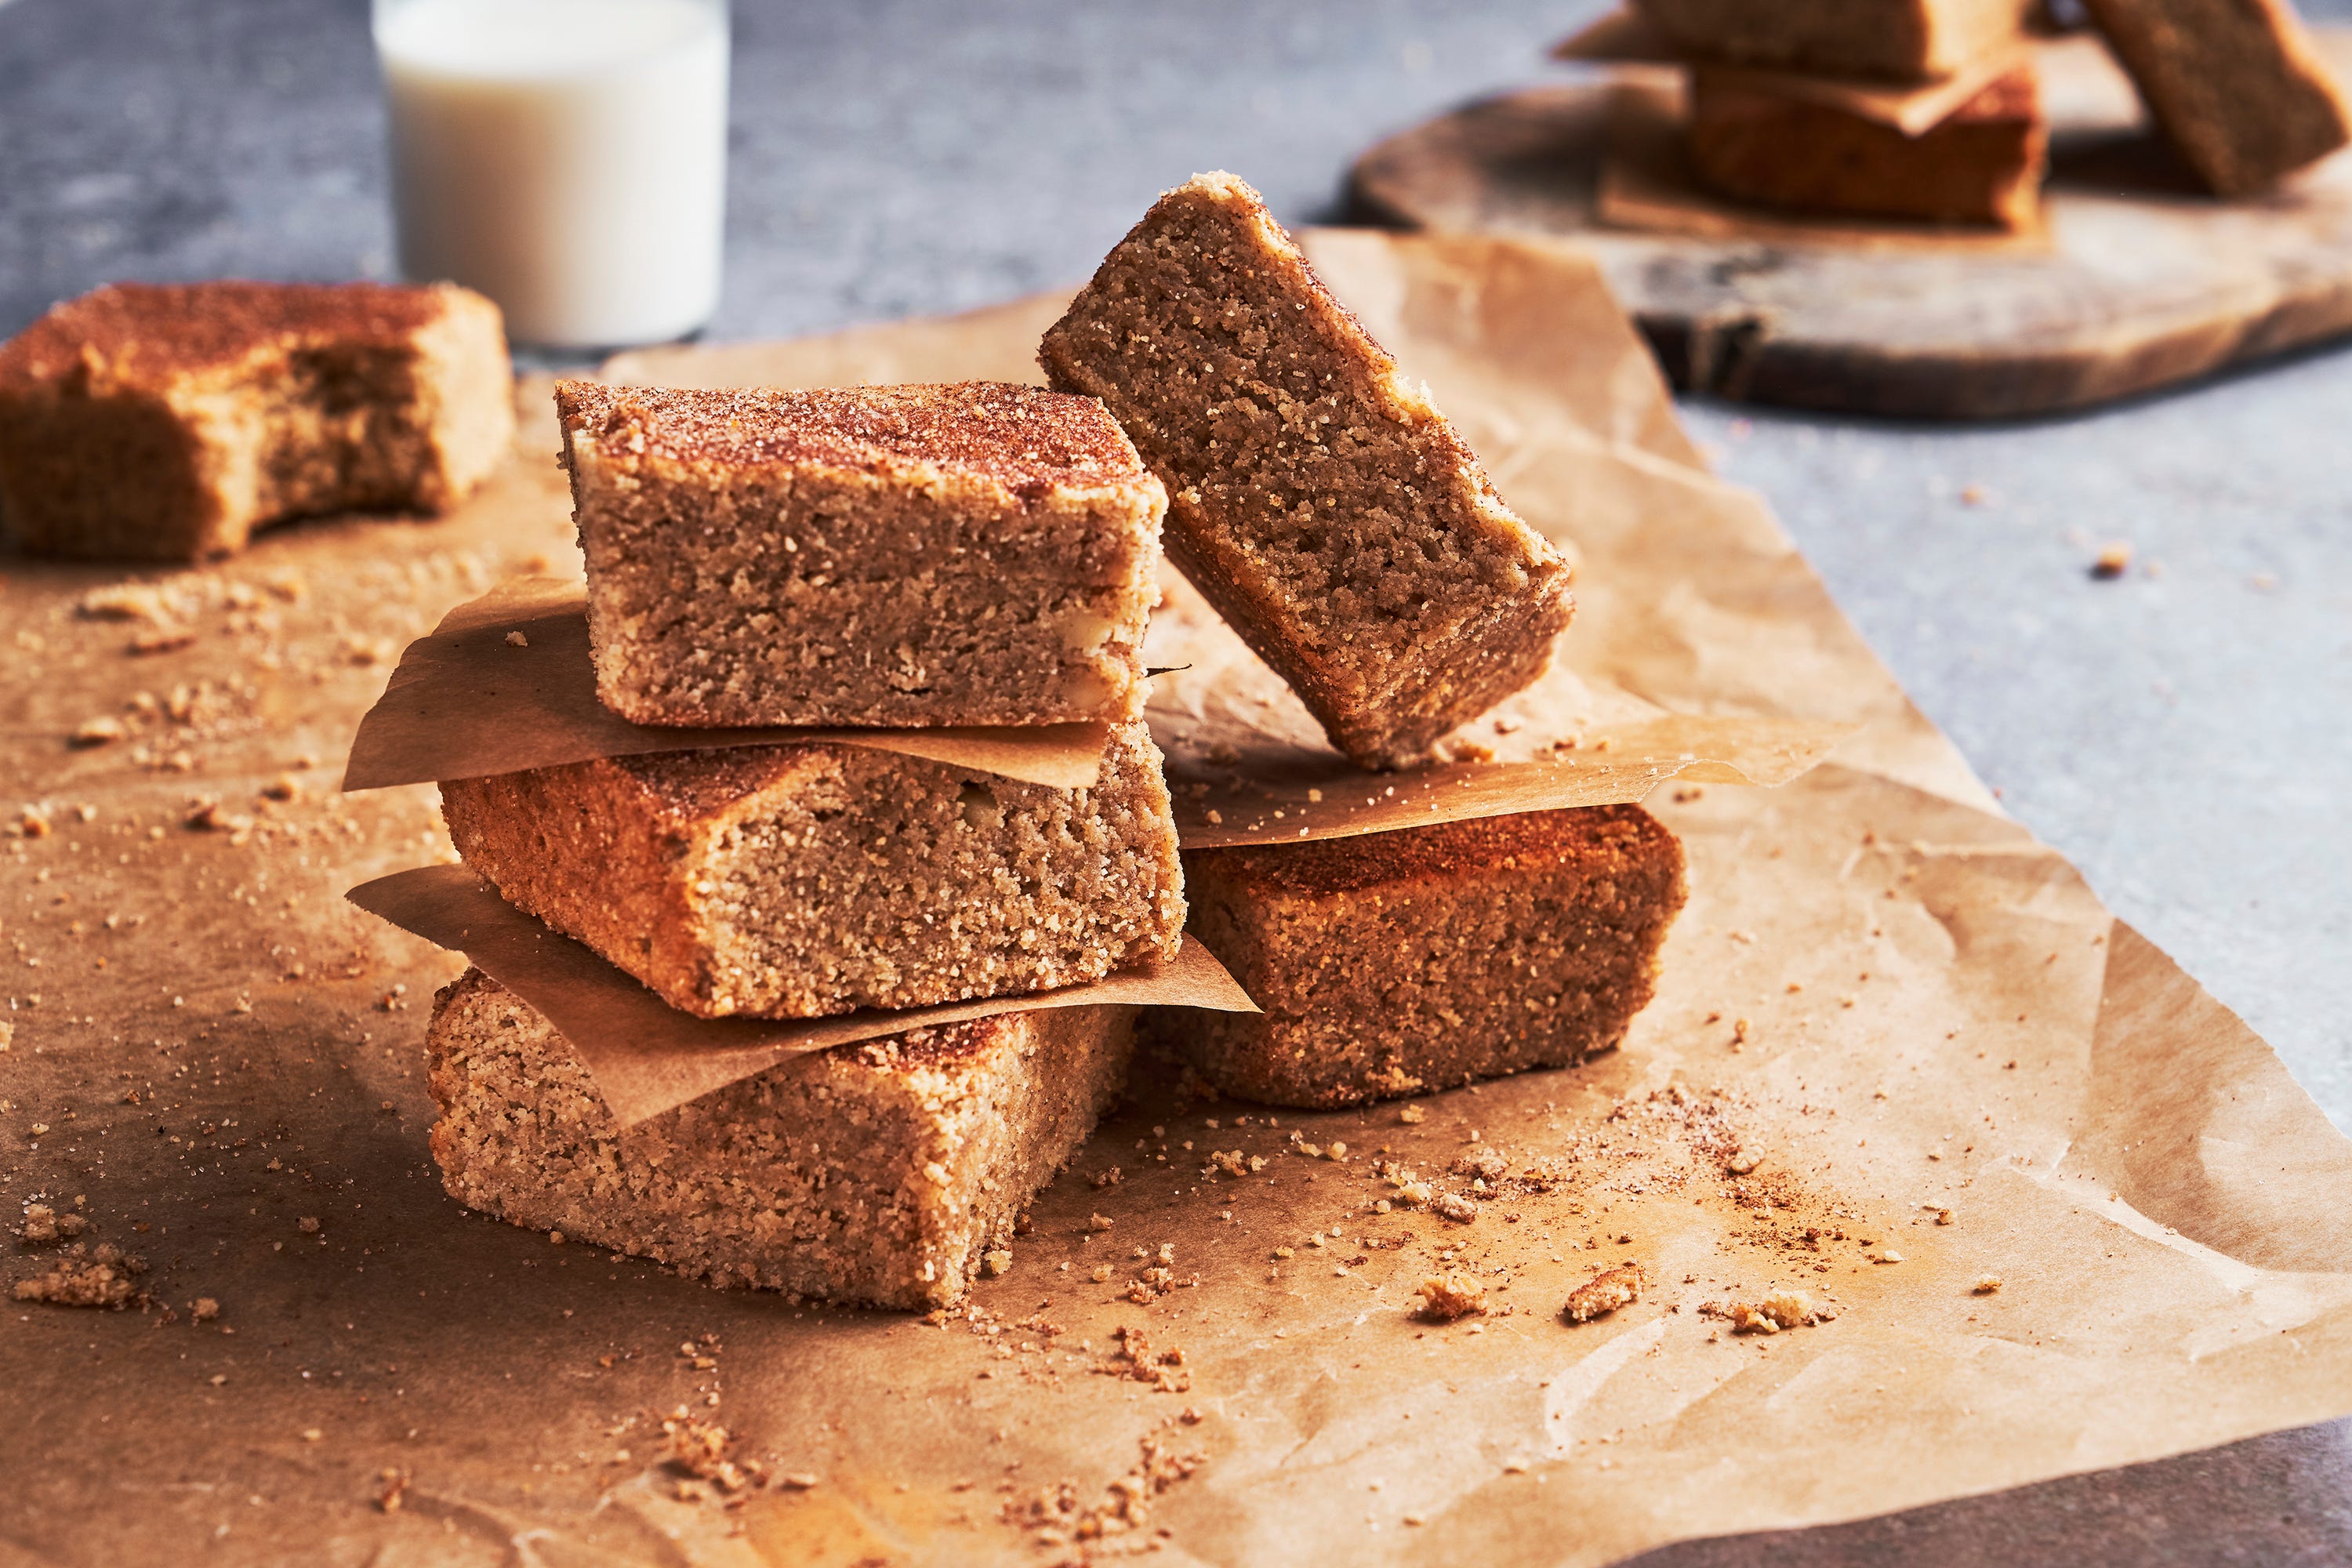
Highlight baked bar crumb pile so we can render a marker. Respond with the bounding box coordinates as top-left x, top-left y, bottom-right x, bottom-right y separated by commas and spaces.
426, 970, 1138, 1311
1040, 172, 1572, 770
1160, 805, 1686, 1107
0, 280, 513, 561
441, 724, 1185, 1019
556, 379, 1166, 728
